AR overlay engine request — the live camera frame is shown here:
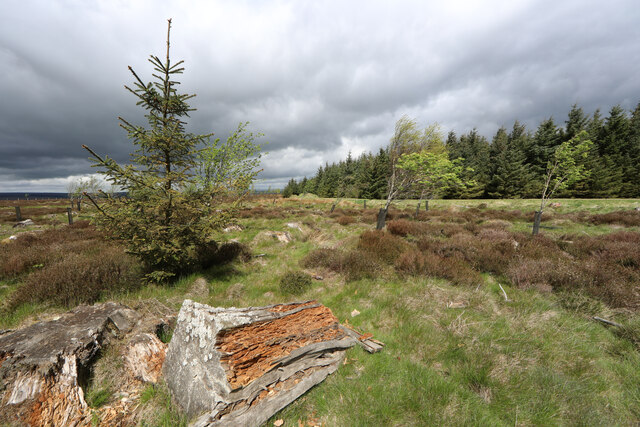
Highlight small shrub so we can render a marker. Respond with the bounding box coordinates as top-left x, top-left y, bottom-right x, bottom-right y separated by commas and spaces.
301, 248, 379, 281
357, 230, 410, 264
199, 241, 252, 267
506, 259, 555, 292
336, 215, 356, 226
342, 250, 380, 281
395, 249, 428, 276
9, 244, 142, 309
387, 219, 415, 236
301, 248, 345, 271
280, 271, 313, 295
394, 249, 482, 286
